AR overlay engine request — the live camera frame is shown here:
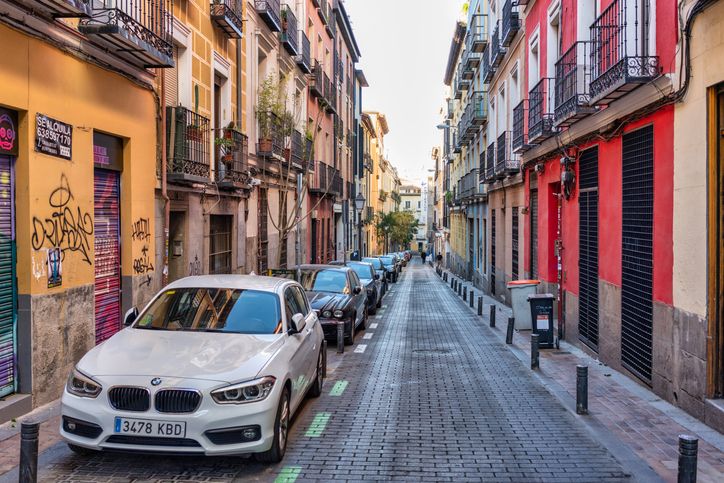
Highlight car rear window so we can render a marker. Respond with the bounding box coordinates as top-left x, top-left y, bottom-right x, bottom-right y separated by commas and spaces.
362, 258, 382, 269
